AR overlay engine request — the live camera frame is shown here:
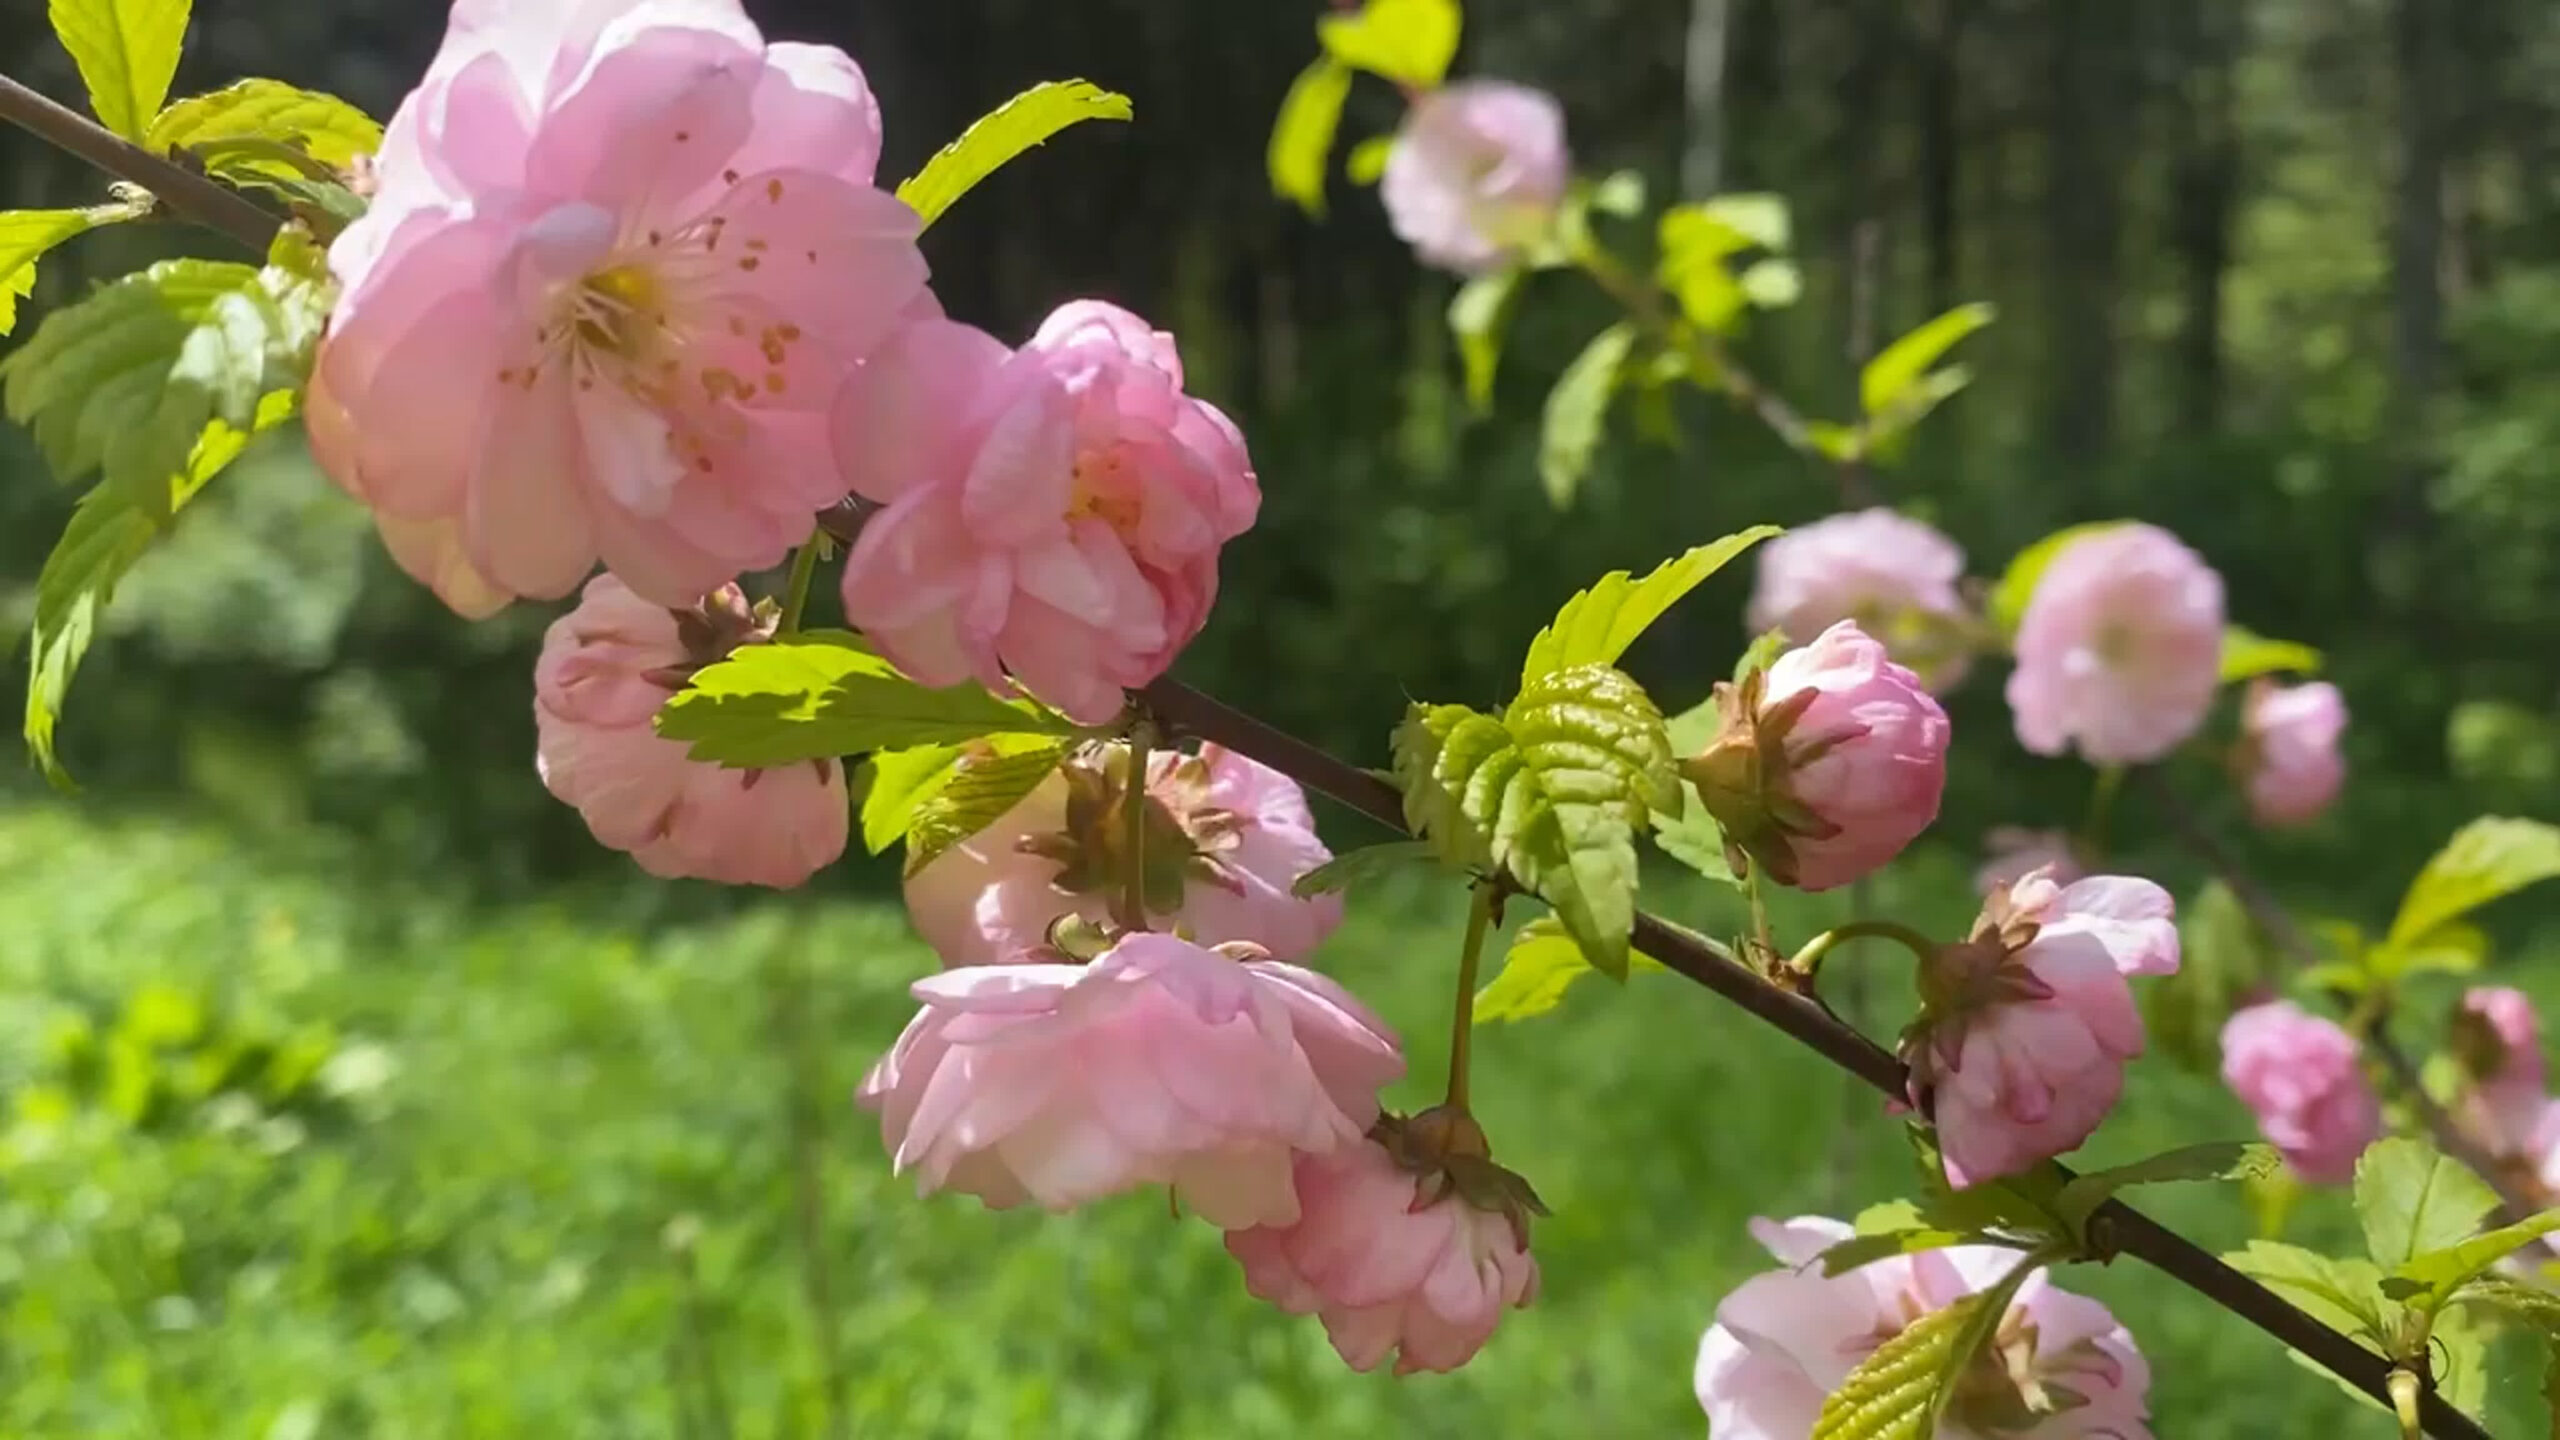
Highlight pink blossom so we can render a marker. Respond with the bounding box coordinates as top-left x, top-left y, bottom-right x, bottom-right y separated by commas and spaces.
313, 0, 929, 611
2006, 525, 2225, 764
1747, 509, 1975, 691
1907, 872, 2181, 1184
2456, 986, 2547, 1158
2220, 1001, 2381, 1185
534, 575, 847, 886
855, 933, 1402, 1227
2239, 680, 2347, 827
905, 742, 1342, 966
834, 302, 1259, 724
1379, 80, 1569, 275
1227, 1132, 1540, 1375
1975, 827, 2086, 897
1695, 1216, 2152, 1439
1685, 621, 1949, 891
